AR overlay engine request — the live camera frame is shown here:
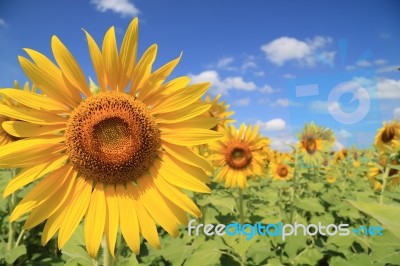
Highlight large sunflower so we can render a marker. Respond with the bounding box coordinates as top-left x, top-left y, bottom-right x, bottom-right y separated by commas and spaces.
0, 18, 222, 257
374, 119, 400, 153
297, 122, 334, 165
208, 124, 267, 189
